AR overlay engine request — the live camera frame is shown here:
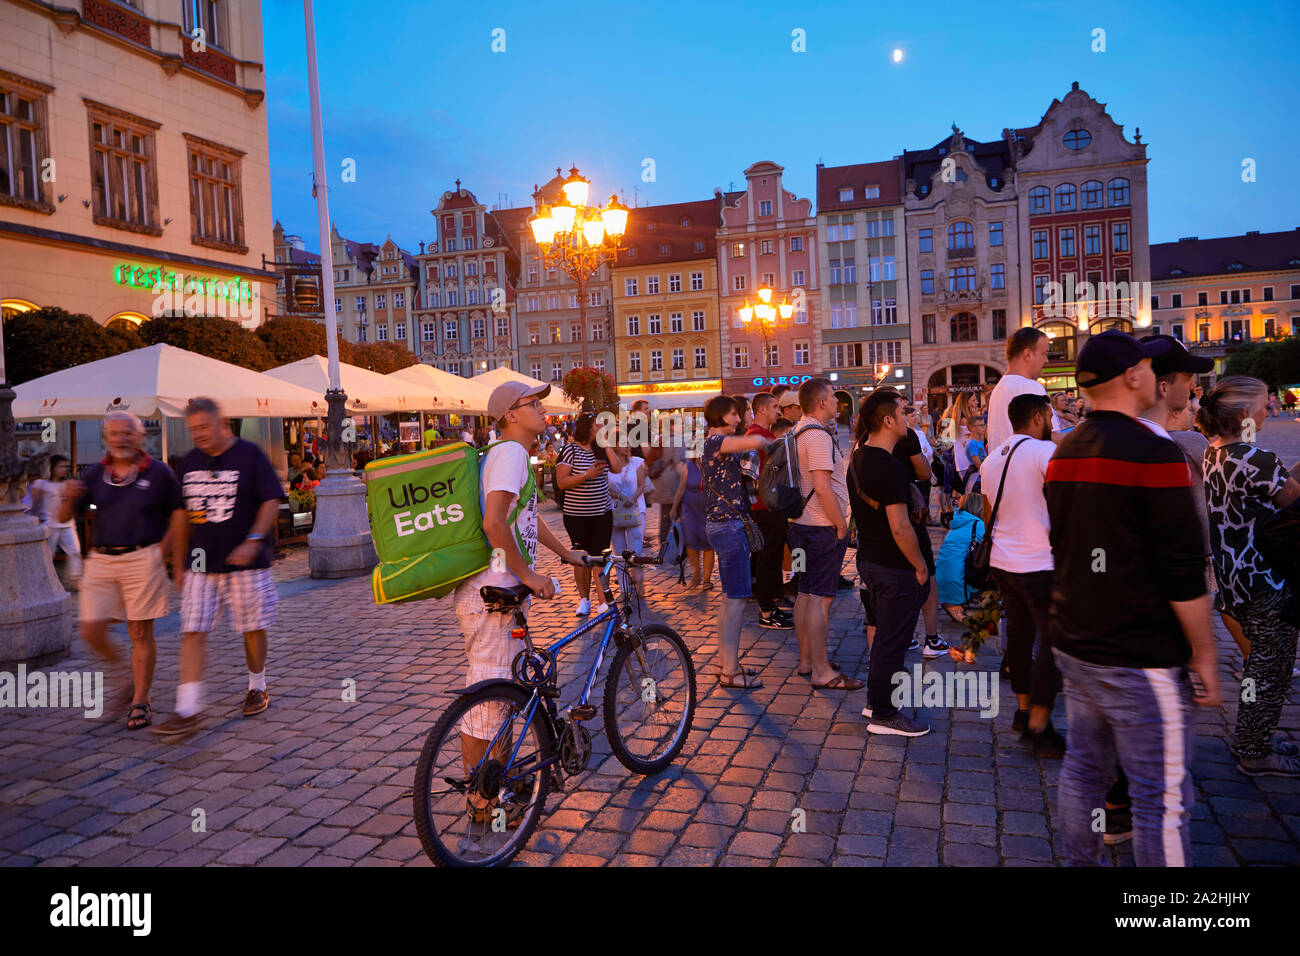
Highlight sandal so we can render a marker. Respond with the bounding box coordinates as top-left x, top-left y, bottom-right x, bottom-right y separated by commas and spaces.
798, 660, 841, 677
126, 702, 152, 730
811, 673, 865, 691
717, 670, 763, 690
